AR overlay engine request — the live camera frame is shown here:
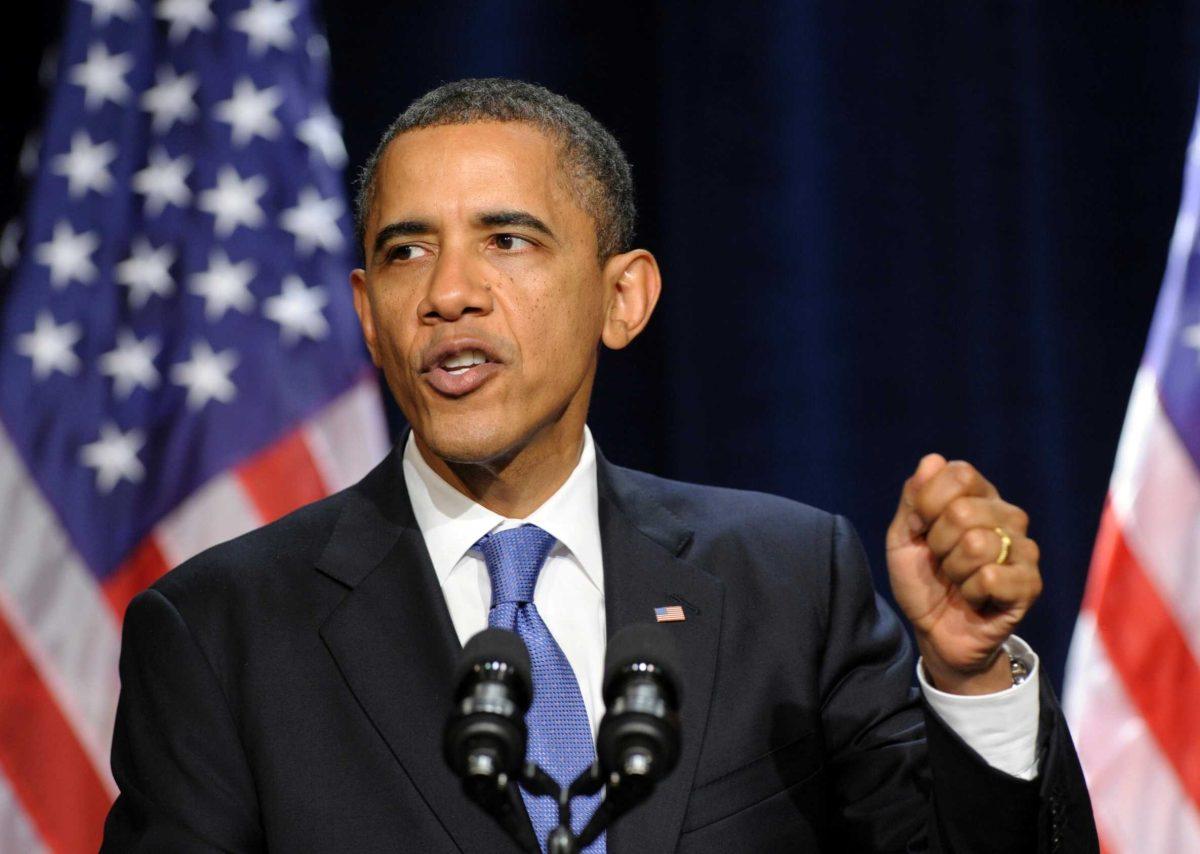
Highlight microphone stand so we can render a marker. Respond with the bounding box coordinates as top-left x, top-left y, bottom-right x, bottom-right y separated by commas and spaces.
465, 752, 663, 854
459, 754, 542, 853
